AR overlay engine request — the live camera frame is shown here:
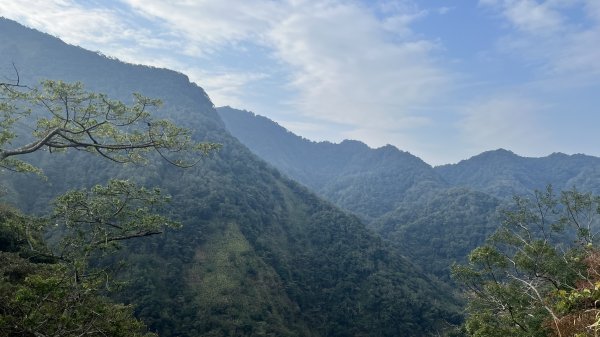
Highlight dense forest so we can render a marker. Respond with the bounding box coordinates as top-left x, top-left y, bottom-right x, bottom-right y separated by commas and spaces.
0, 18, 461, 336
219, 106, 600, 281
4, 15, 600, 337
